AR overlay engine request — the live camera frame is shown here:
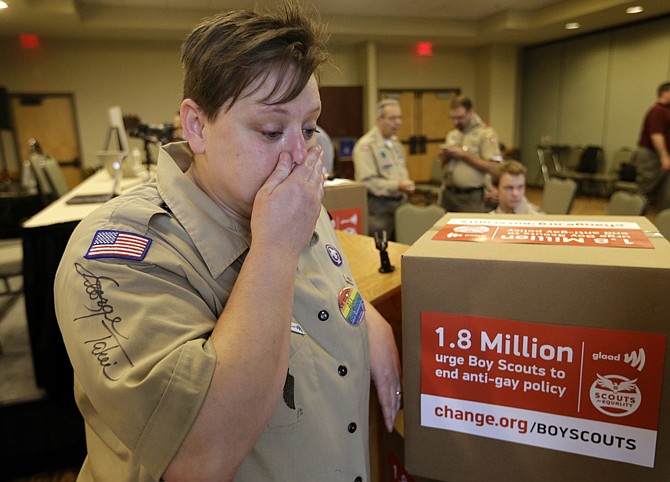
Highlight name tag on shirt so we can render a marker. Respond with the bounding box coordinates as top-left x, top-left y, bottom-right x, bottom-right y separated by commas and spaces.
291, 322, 305, 335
